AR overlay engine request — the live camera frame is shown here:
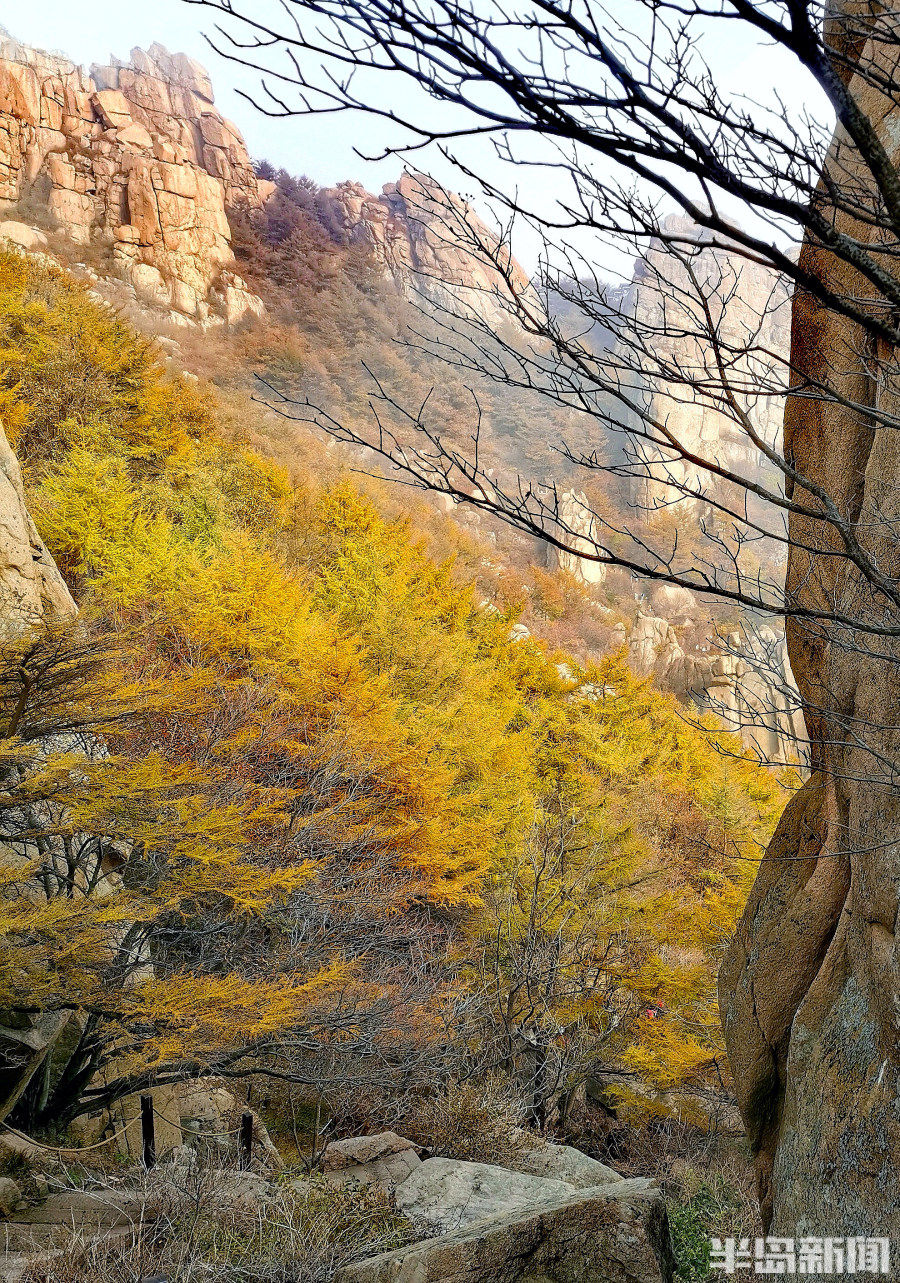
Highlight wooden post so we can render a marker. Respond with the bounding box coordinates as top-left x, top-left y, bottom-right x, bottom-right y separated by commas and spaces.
140, 1094, 156, 1169
239, 1111, 253, 1169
